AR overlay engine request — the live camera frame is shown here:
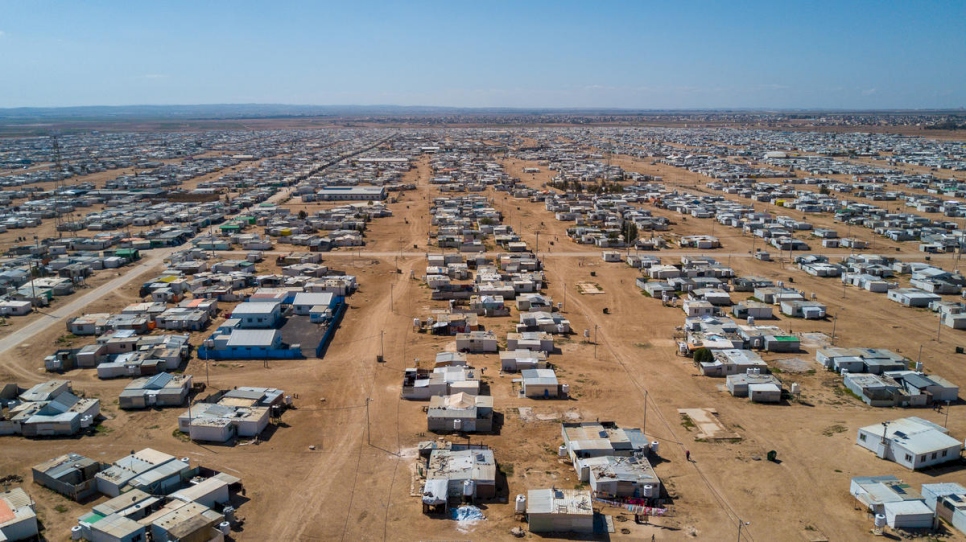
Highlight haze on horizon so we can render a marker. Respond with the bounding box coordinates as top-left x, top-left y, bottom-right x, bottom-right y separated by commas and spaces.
1, 1, 963, 111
